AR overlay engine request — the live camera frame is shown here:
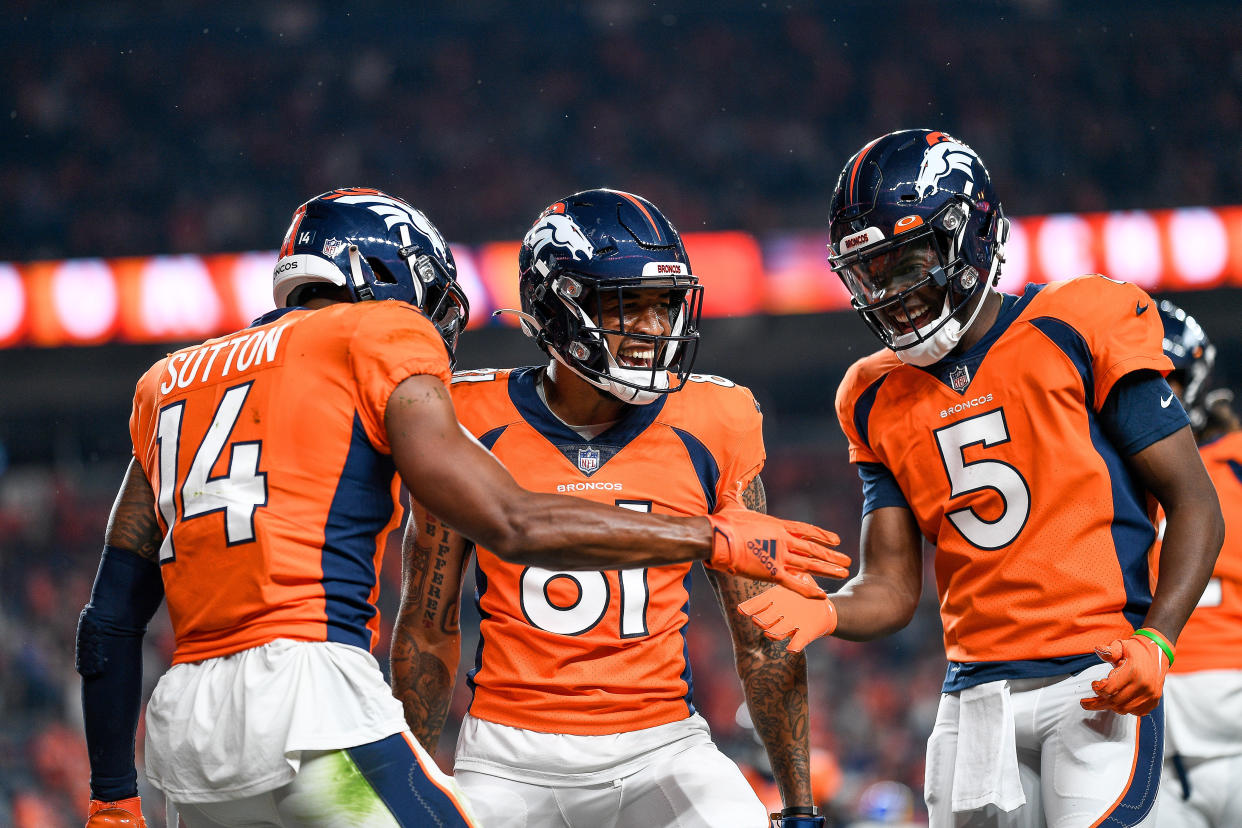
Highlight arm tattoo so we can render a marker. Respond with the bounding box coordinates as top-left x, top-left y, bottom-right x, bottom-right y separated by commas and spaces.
732, 579, 812, 806
741, 475, 768, 513
104, 460, 163, 563
713, 475, 813, 804
391, 515, 464, 753
390, 625, 452, 753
